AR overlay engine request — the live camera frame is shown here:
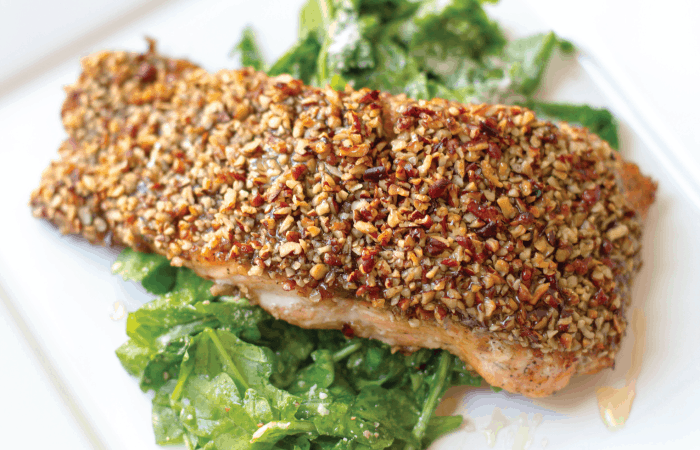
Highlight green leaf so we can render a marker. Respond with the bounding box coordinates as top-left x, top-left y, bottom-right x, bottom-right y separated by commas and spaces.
296, 388, 394, 448
423, 415, 463, 446
112, 248, 176, 294
342, 341, 406, 391
289, 350, 336, 394
350, 386, 419, 444
277, 435, 313, 450
196, 329, 301, 419
259, 321, 315, 388
249, 421, 317, 445
300, 0, 324, 38
329, 73, 348, 91
352, 386, 419, 425
530, 101, 620, 149
347, 40, 421, 93
331, 341, 363, 362
325, 4, 376, 74
399, 0, 506, 64
164, 267, 215, 306
114, 245, 488, 450
405, 351, 453, 450
503, 32, 560, 97
404, 73, 430, 101
433, 31, 574, 104
269, 32, 323, 84
559, 38, 576, 54
451, 357, 484, 387
115, 339, 153, 378
140, 336, 191, 392
152, 380, 186, 445
177, 374, 255, 440
244, 389, 274, 424
232, 26, 266, 71
117, 296, 268, 393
